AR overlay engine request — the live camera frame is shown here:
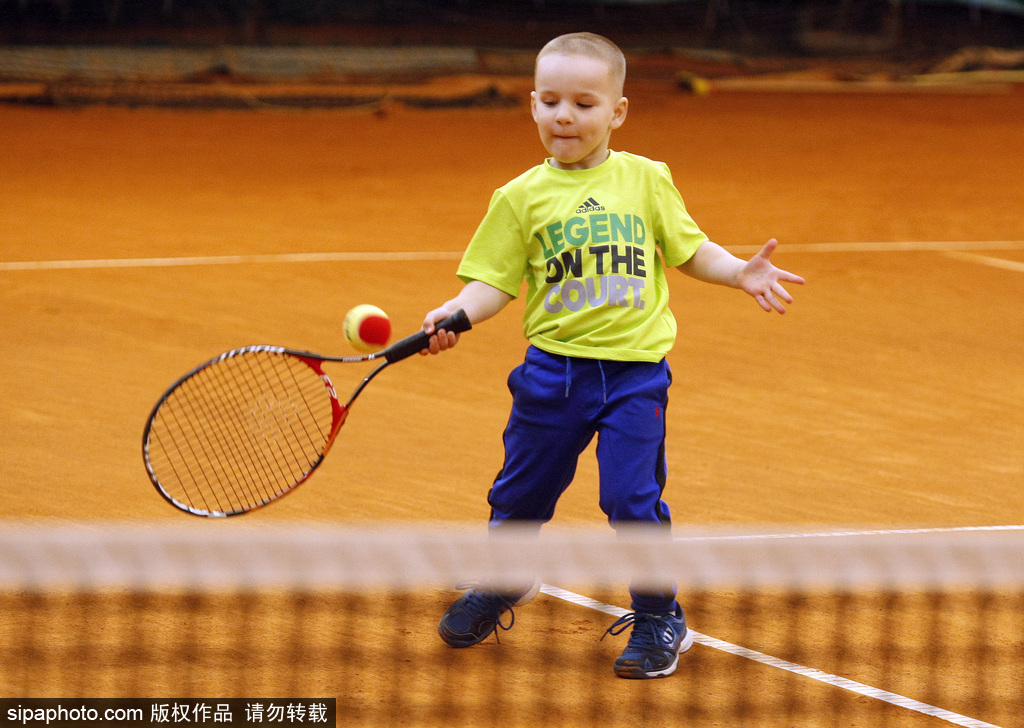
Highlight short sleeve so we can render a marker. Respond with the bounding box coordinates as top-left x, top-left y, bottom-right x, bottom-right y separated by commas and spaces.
456, 190, 528, 299
652, 162, 708, 268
